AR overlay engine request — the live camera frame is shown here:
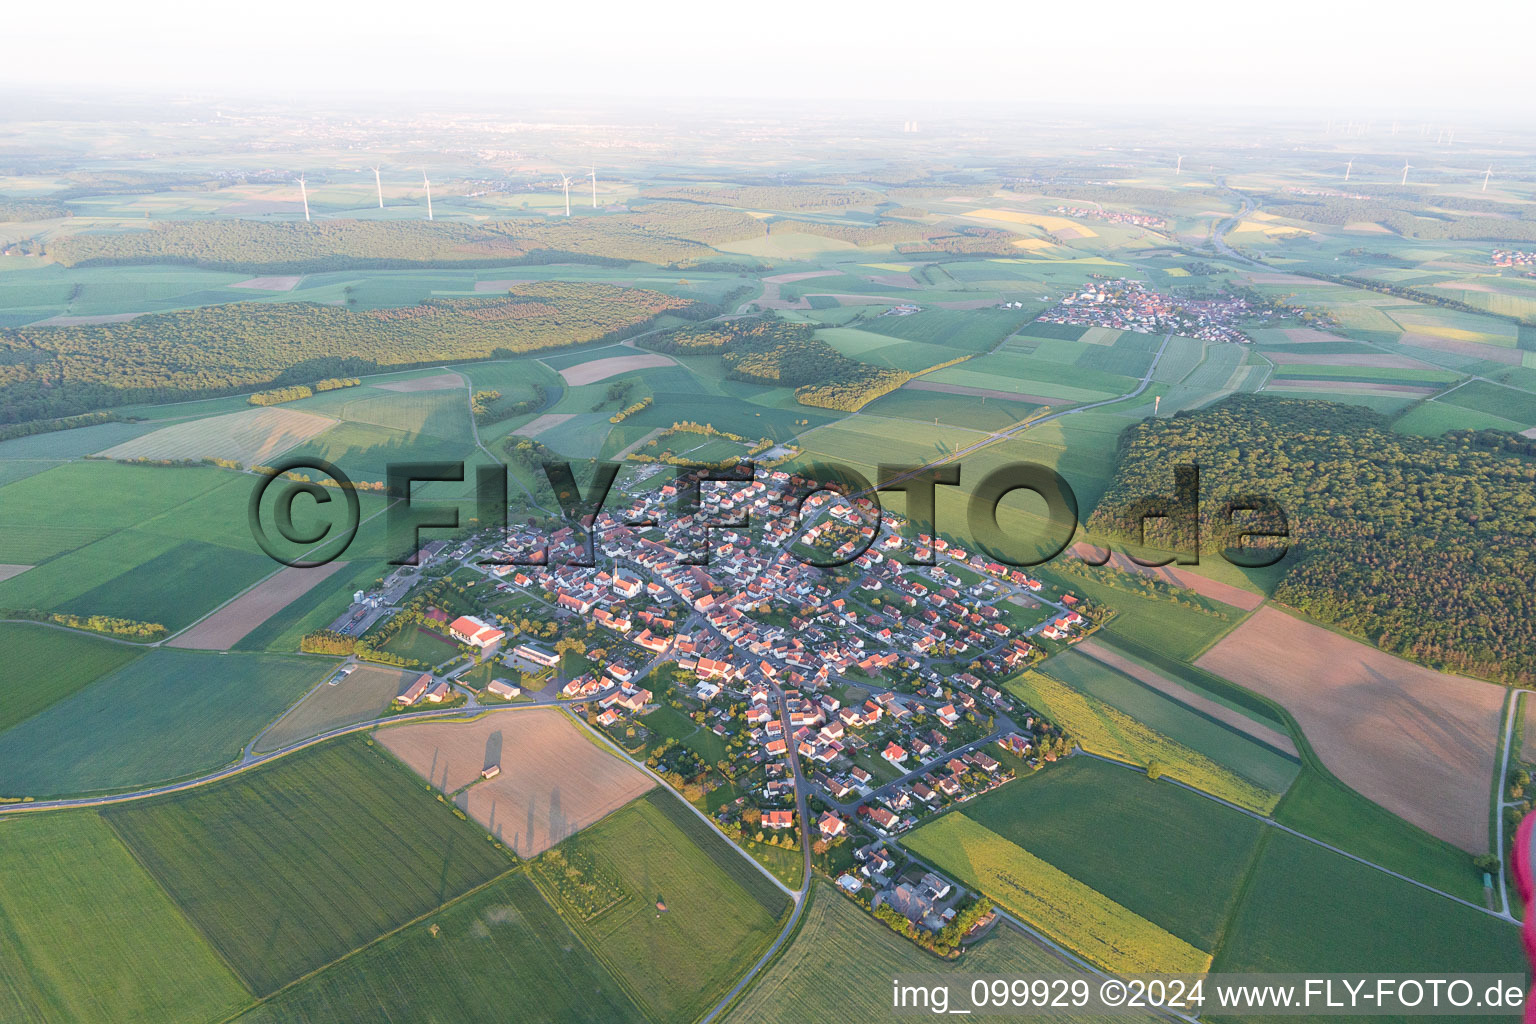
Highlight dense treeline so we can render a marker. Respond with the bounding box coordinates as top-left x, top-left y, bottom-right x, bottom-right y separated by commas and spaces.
767, 218, 928, 245
0, 198, 70, 222
645, 315, 910, 410
0, 409, 122, 441
41, 213, 762, 273
643, 185, 876, 211
1265, 196, 1536, 242
3, 608, 166, 639
1089, 396, 1536, 684
897, 226, 1018, 256
0, 282, 689, 423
